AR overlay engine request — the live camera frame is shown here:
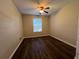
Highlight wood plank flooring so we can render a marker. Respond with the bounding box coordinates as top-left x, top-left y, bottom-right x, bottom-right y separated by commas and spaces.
12, 36, 76, 59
